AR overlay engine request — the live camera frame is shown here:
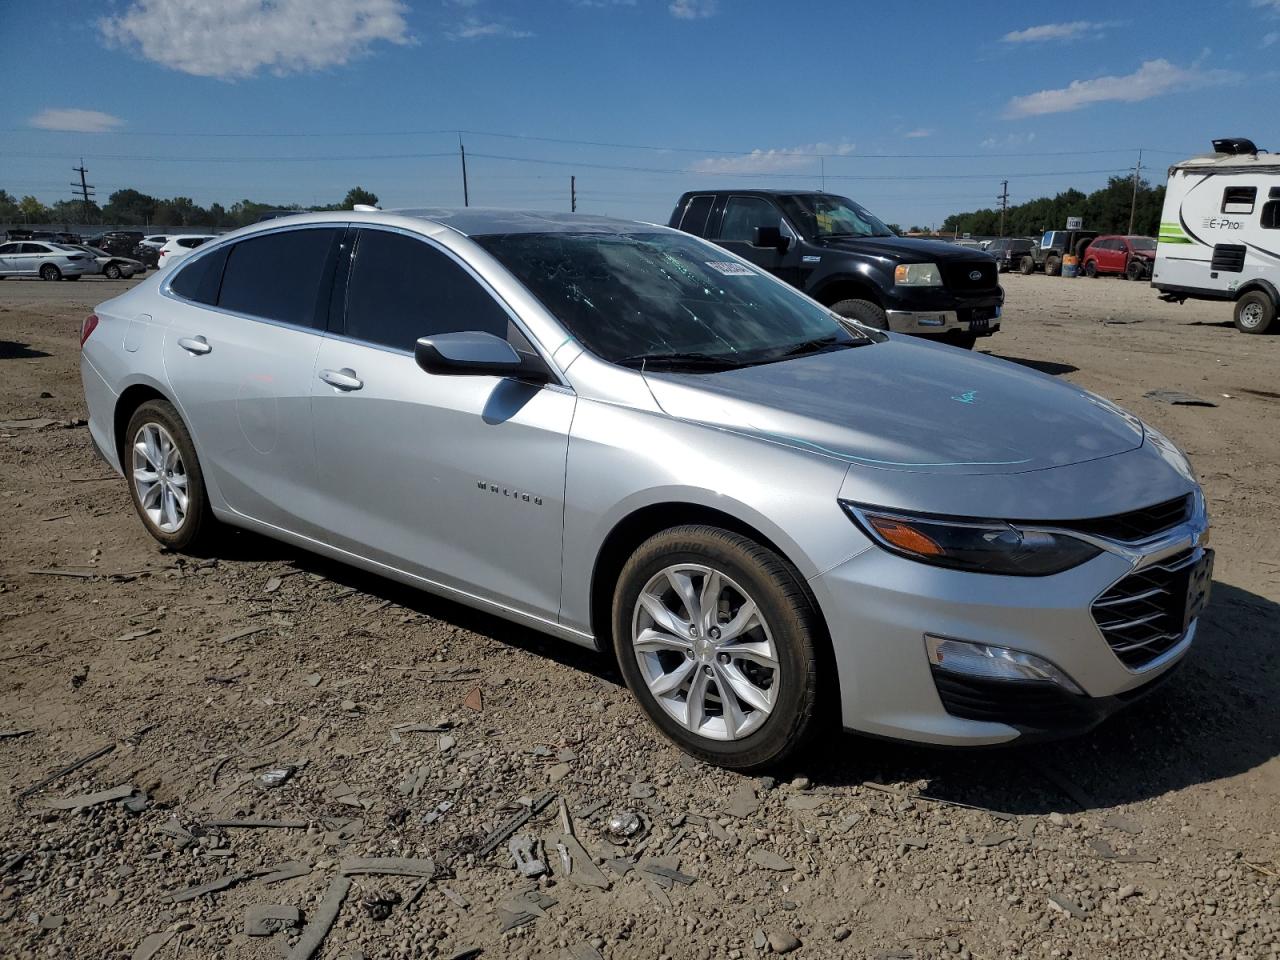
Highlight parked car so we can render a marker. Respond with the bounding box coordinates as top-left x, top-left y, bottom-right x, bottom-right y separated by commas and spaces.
986, 238, 1036, 273
131, 244, 161, 270
670, 190, 1002, 349
1081, 236, 1156, 280
156, 235, 216, 269
81, 210, 1211, 769
1021, 230, 1101, 275
87, 231, 146, 258
72, 244, 145, 280
139, 234, 172, 250
0, 240, 92, 280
